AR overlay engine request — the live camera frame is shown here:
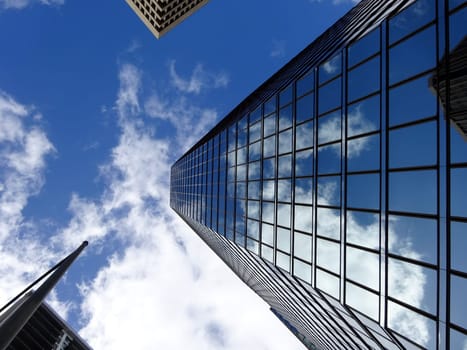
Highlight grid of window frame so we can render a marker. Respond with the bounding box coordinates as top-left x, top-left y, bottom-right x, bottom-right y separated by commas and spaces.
170, 1, 467, 348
